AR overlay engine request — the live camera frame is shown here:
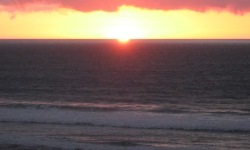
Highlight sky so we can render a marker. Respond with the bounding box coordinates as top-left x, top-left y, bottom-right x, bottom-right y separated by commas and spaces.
0, 0, 250, 39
